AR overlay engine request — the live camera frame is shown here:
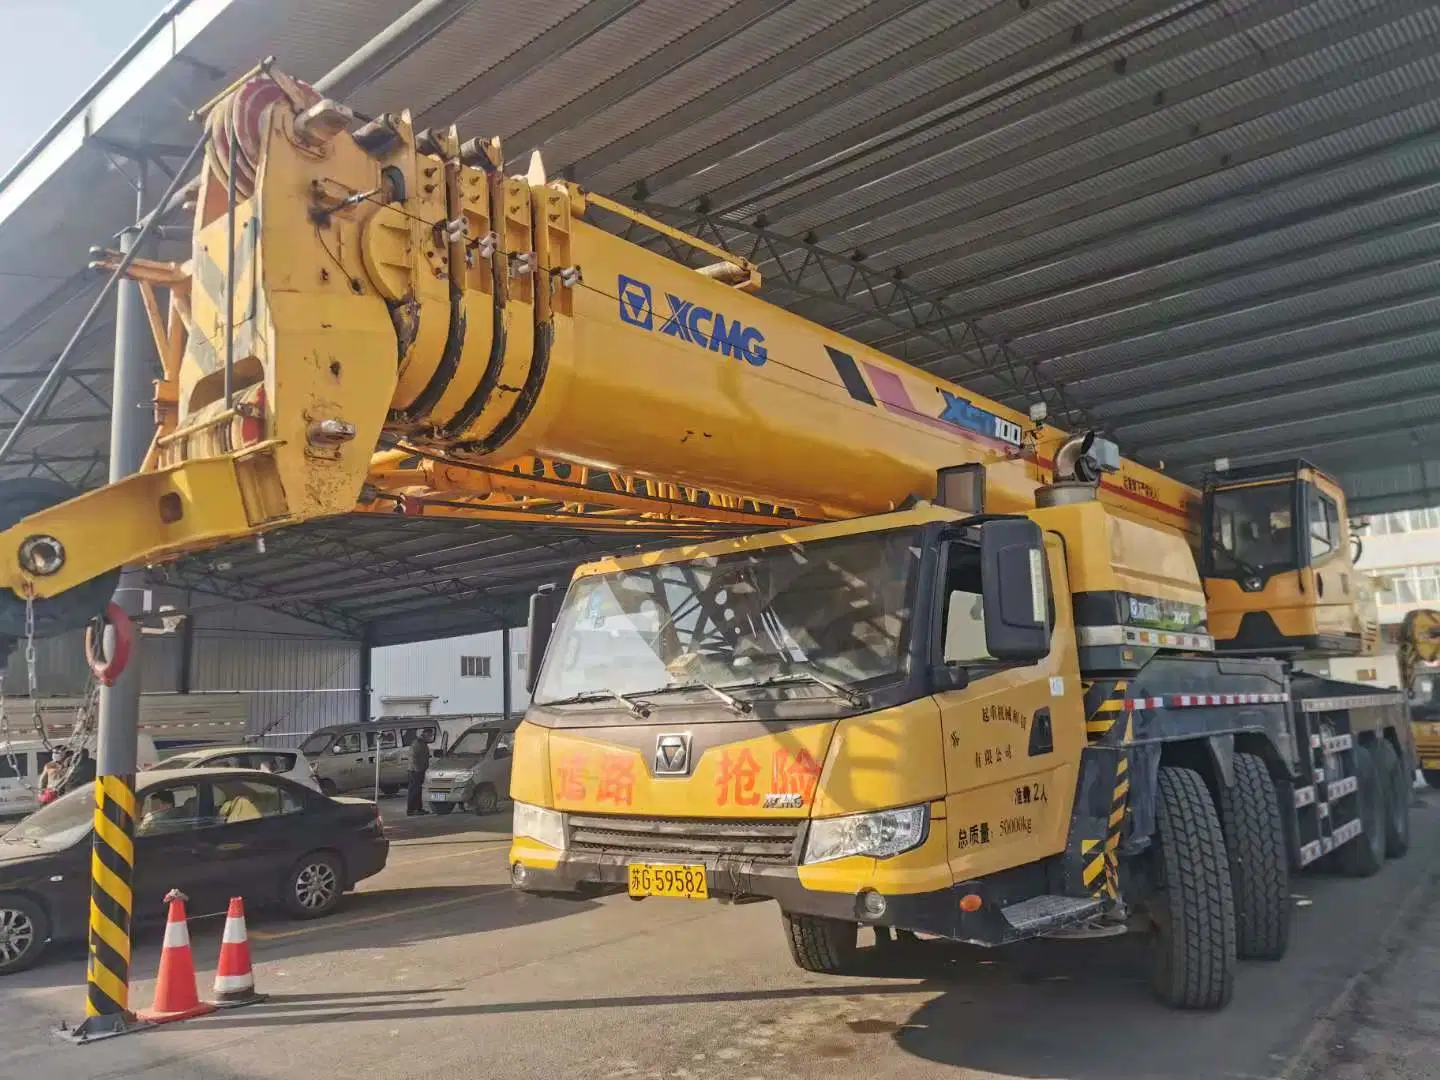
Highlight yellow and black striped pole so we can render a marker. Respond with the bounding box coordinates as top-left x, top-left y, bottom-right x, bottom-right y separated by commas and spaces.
85, 775, 138, 1023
